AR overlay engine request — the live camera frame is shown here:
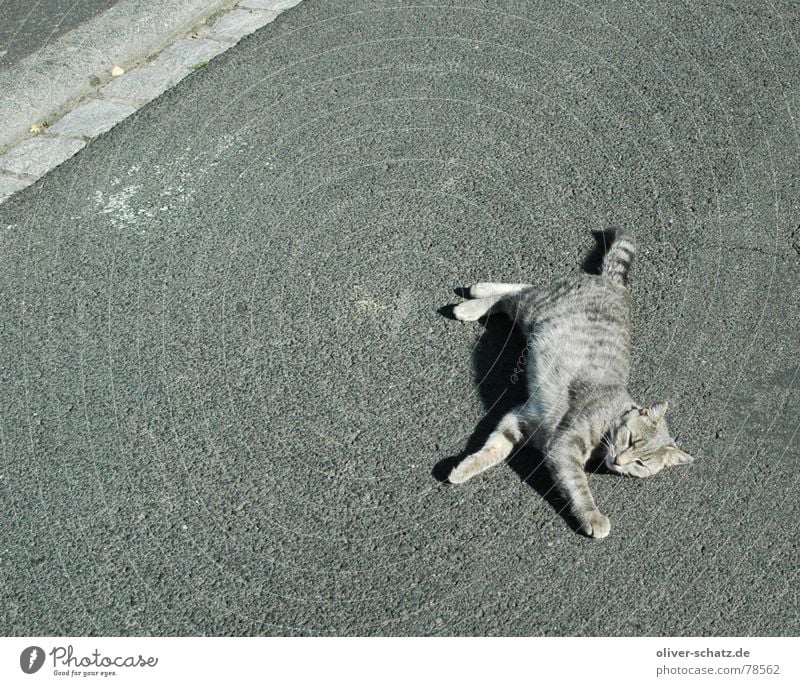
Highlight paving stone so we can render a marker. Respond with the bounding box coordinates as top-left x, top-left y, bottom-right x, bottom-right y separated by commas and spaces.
154, 38, 229, 68
202, 9, 278, 42
47, 100, 137, 139
0, 175, 32, 202
0, 2, 306, 205
101, 64, 191, 102
0, 137, 85, 178
239, 0, 302, 9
